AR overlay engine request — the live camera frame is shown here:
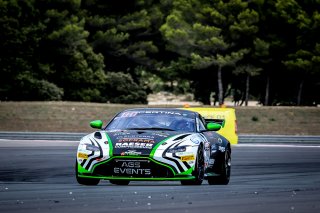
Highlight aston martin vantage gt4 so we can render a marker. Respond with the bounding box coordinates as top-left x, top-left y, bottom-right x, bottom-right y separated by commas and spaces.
76, 108, 231, 185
